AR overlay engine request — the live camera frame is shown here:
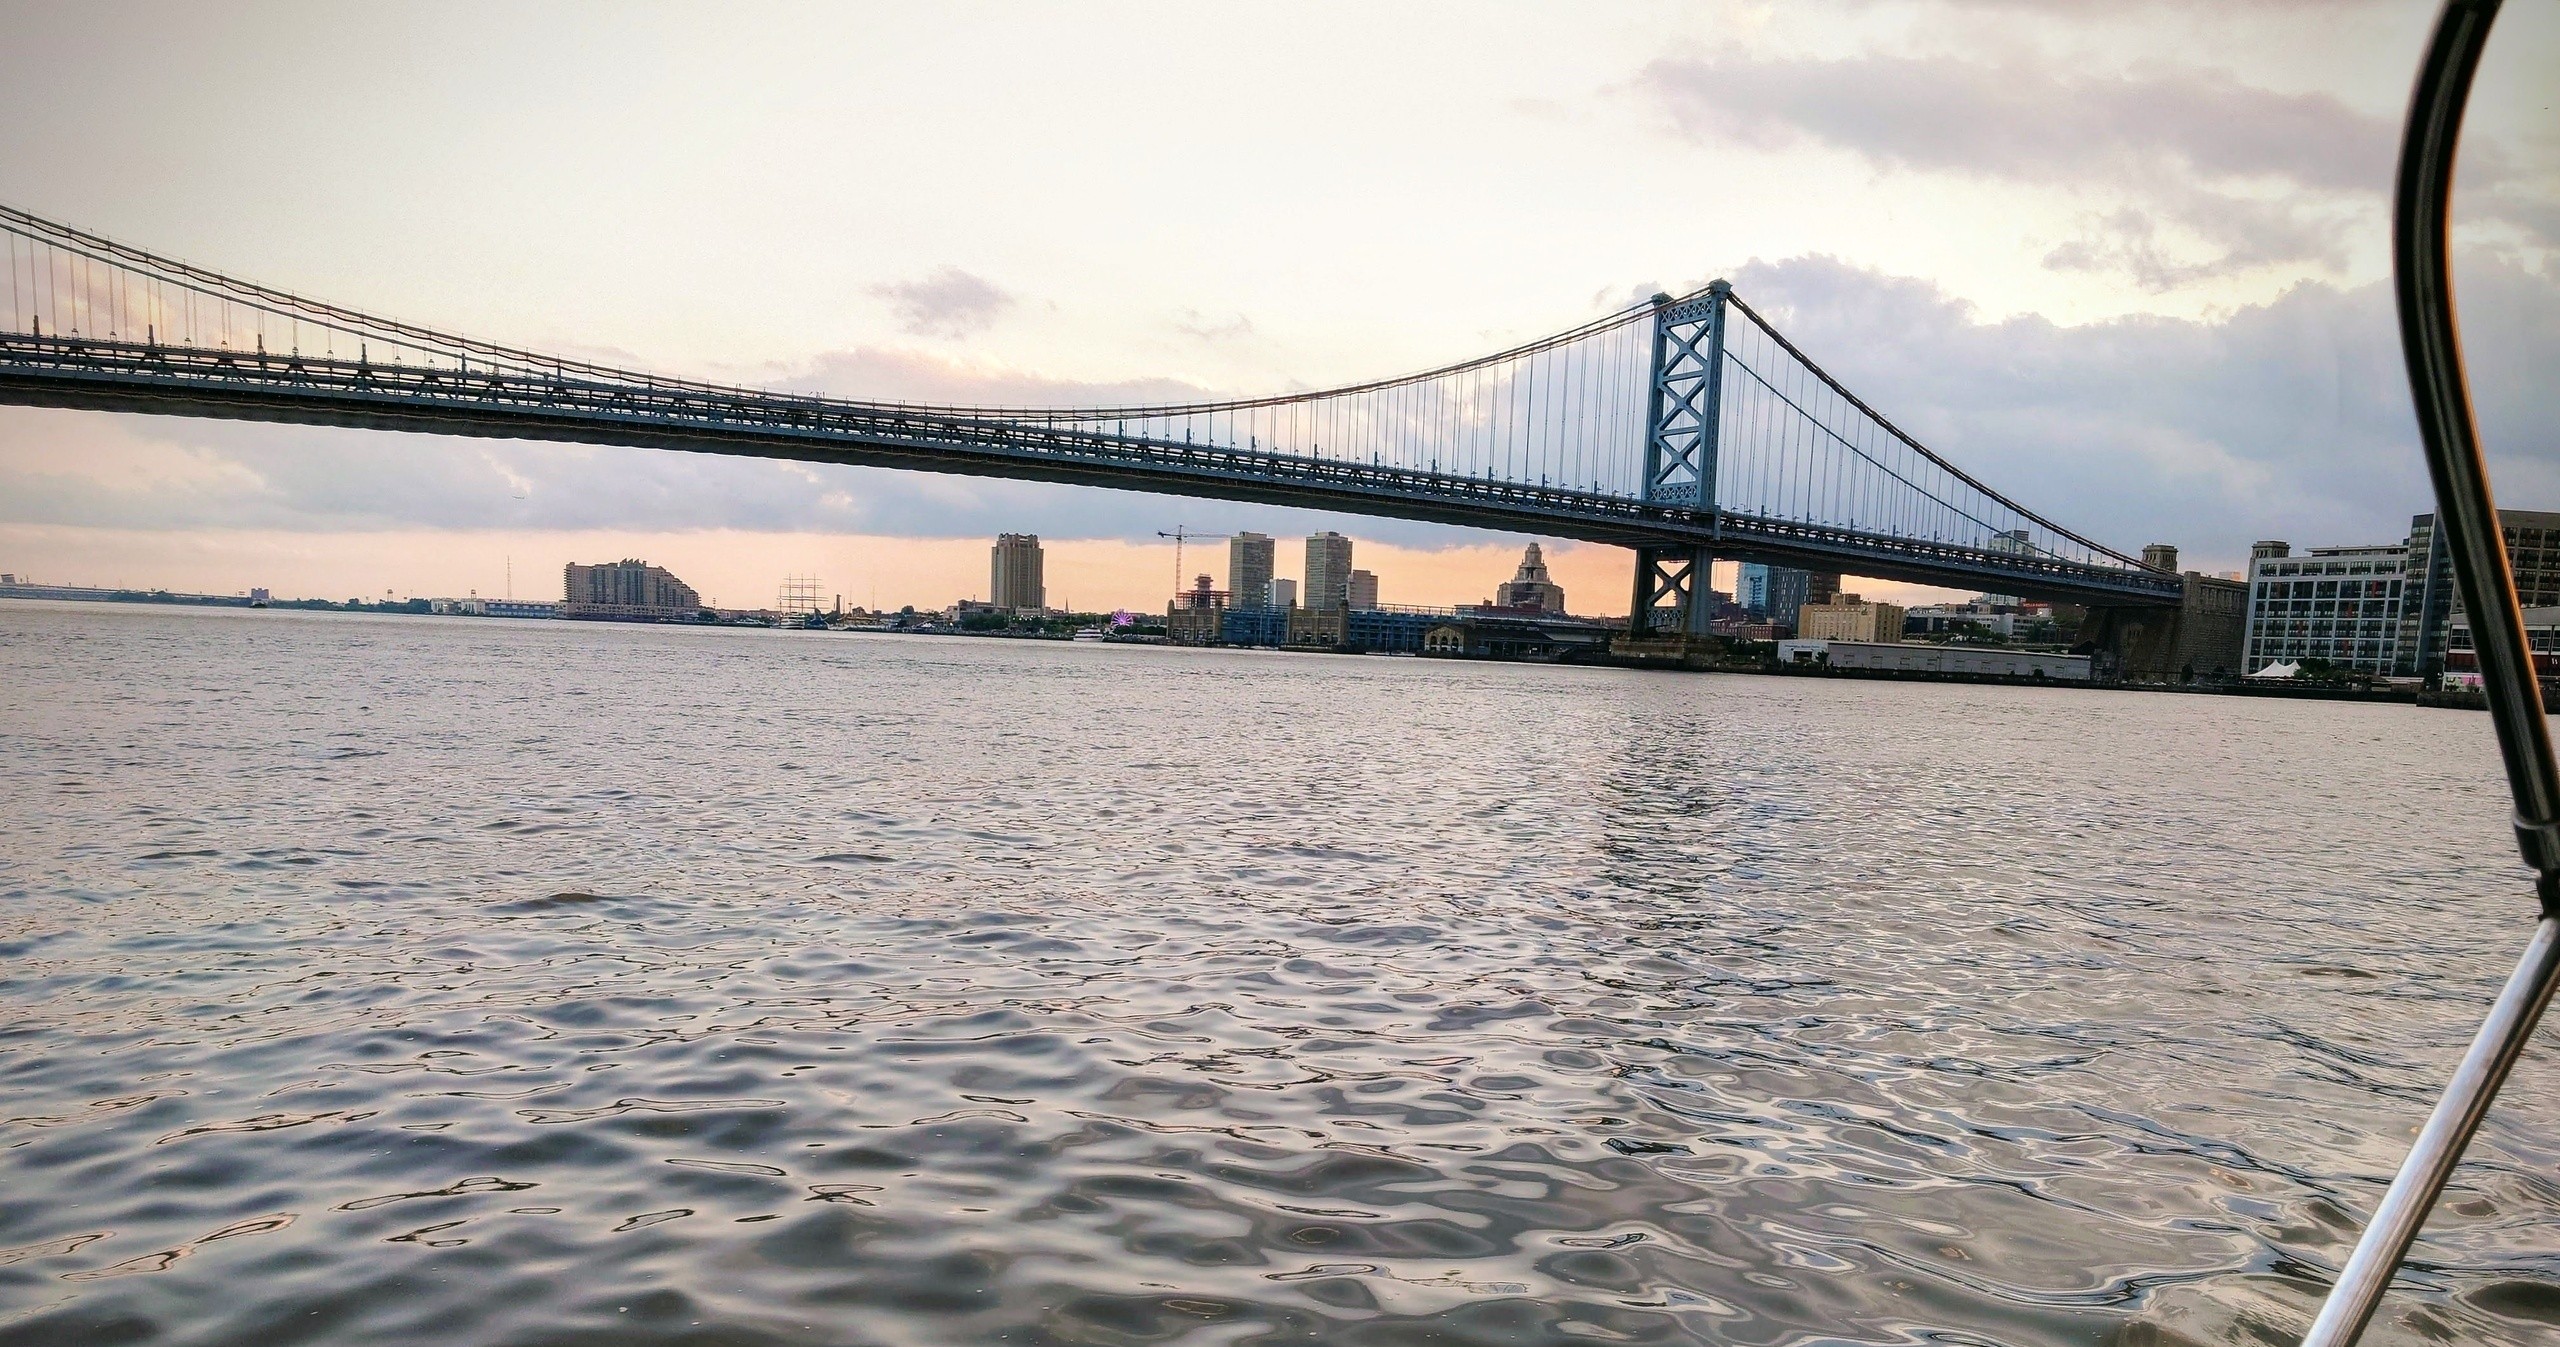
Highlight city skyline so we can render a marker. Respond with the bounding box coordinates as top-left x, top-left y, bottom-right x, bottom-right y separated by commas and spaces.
0, 527, 1682, 615
2, 3, 2556, 612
